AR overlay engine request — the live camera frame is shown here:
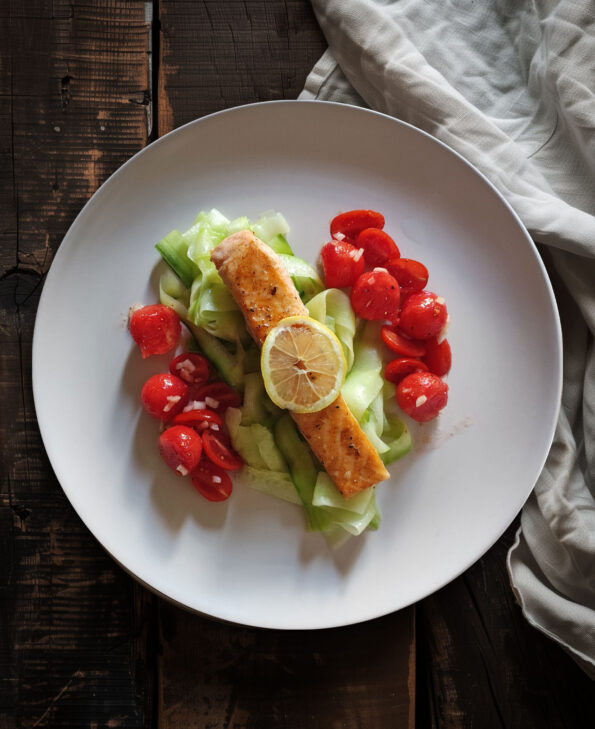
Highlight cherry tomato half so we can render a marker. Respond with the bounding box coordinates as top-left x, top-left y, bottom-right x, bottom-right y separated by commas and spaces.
129, 304, 181, 358
191, 459, 233, 502
320, 240, 365, 288
193, 382, 242, 411
356, 228, 400, 267
140, 373, 188, 420
202, 431, 243, 471
423, 337, 452, 377
330, 209, 385, 241
381, 326, 427, 358
350, 270, 400, 323
399, 291, 448, 340
396, 371, 448, 423
385, 258, 429, 297
169, 352, 210, 385
158, 425, 202, 476
385, 358, 429, 384
171, 408, 223, 430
